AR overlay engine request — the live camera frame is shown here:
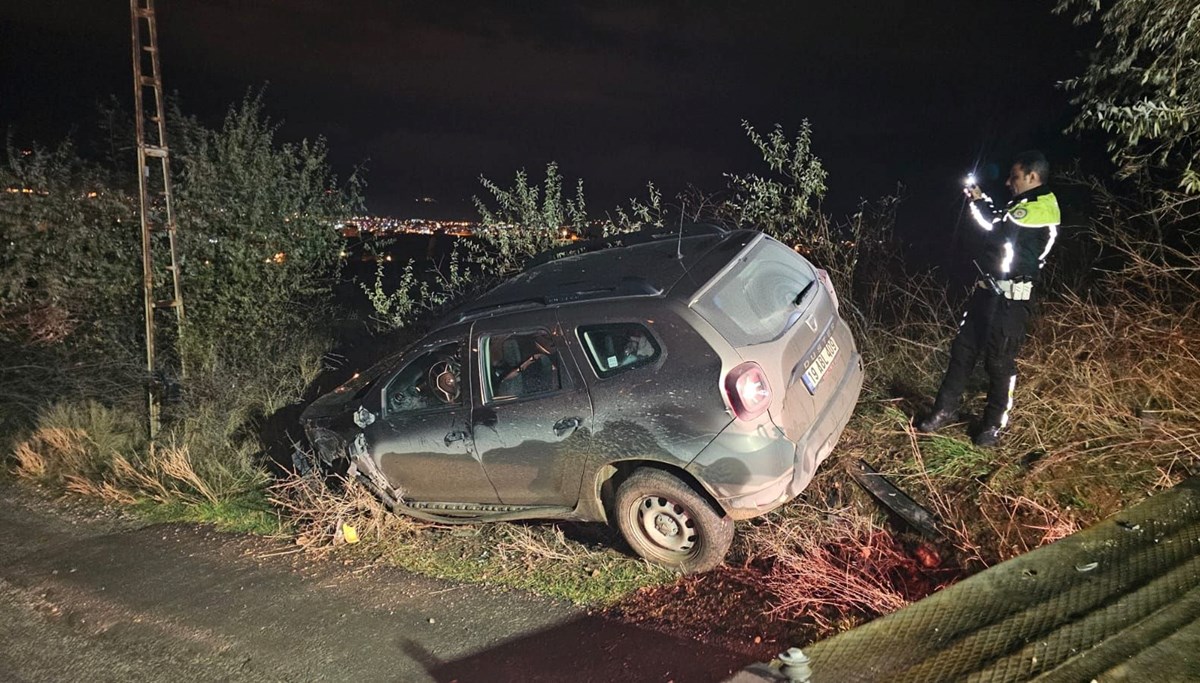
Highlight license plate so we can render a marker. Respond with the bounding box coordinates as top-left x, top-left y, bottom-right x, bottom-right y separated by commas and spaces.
802, 336, 840, 393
